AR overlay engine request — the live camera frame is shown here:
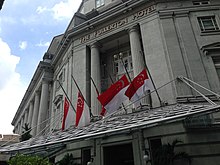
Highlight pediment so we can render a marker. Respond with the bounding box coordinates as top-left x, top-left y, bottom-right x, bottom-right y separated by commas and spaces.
201, 42, 220, 55
201, 42, 220, 50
